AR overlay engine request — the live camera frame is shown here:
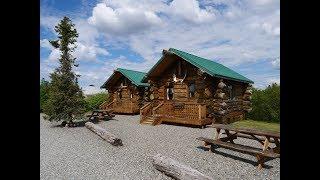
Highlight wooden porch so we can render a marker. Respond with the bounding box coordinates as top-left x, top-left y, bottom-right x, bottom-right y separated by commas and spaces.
100, 99, 140, 114
140, 101, 213, 127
